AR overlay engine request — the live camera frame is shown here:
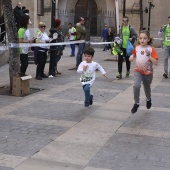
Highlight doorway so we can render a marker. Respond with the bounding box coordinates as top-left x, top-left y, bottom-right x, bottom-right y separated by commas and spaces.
75, 0, 97, 36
